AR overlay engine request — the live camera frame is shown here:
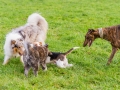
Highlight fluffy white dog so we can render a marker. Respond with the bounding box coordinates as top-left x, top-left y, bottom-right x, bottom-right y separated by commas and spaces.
3, 13, 48, 65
